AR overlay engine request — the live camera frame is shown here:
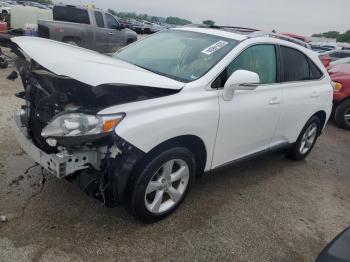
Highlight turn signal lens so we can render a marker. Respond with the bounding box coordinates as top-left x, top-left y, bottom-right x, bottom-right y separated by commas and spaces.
332, 82, 343, 91
103, 119, 121, 132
